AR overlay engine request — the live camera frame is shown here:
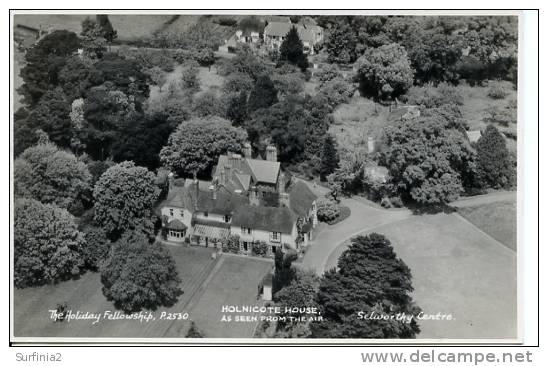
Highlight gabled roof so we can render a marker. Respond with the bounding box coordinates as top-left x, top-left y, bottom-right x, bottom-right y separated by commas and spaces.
288, 181, 317, 217
244, 159, 280, 185
162, 183, 249, 215
264, 22, 293, 37
231, 205, 296, 234
467, 130, 482, 144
